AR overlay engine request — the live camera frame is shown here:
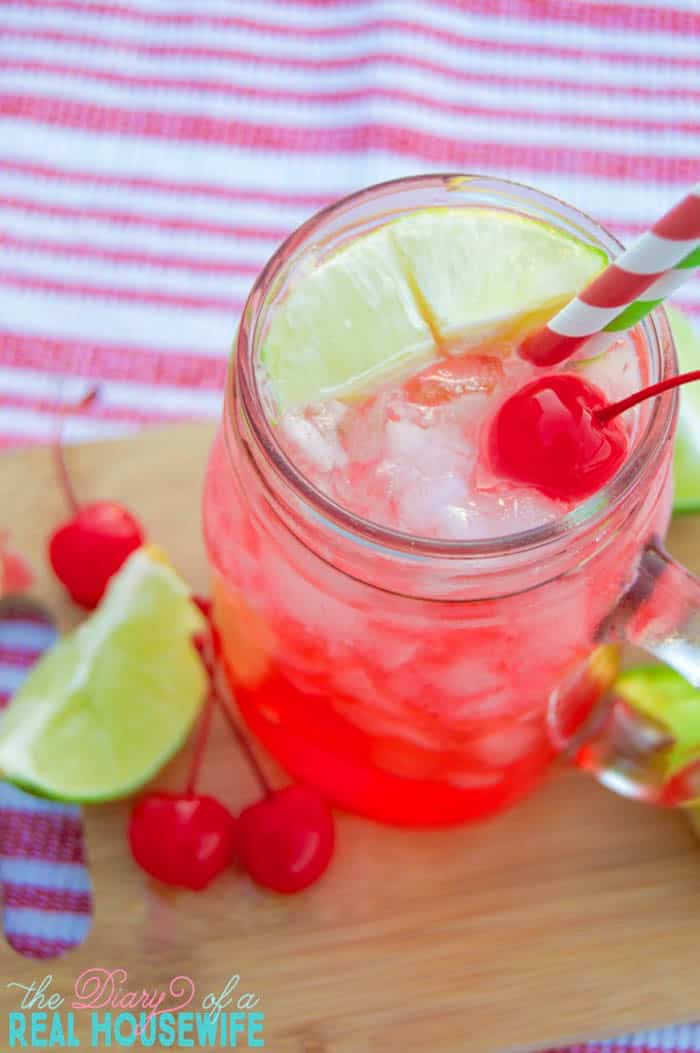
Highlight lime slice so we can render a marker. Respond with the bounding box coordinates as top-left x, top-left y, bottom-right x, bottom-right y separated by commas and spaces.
0, 548, 207, 802
666, 305, 700, 513
262, 207, 607, 409
262, 225, 433, 410
612, 664, 700, 775
390, 208, 607, 349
